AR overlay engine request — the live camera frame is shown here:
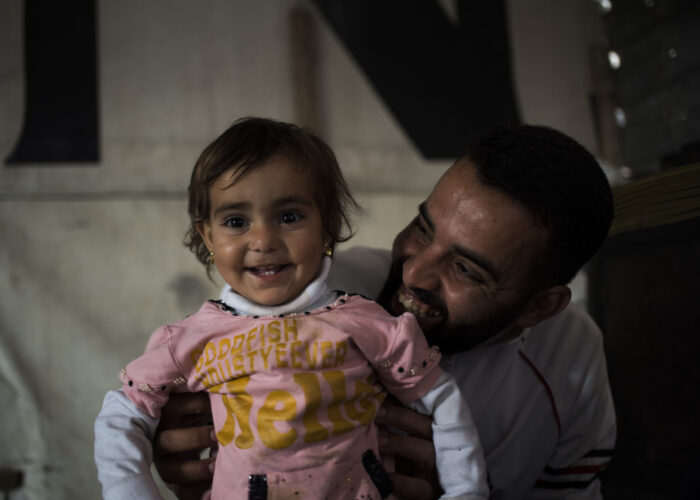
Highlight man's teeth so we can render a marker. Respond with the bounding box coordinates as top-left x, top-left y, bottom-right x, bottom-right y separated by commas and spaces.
398, 291, 441, 318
